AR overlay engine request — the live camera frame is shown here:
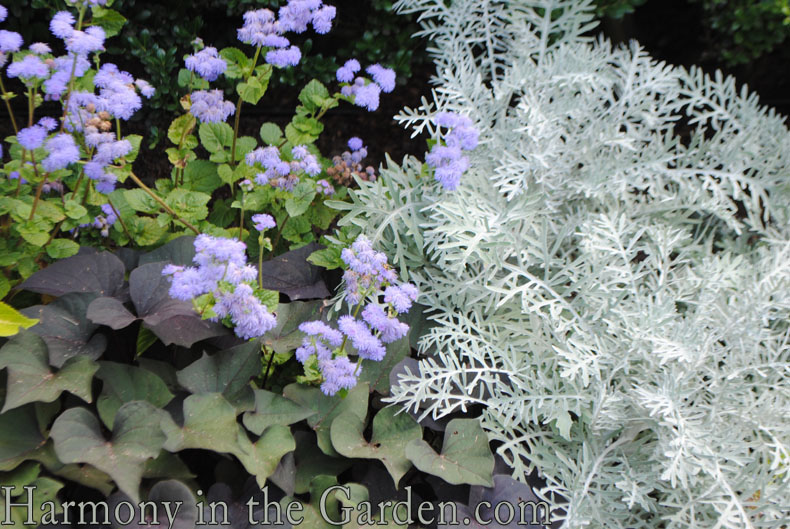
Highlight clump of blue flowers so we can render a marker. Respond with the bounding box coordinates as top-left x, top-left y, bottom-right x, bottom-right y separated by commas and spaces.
163, 235, 277, 340
336, 59, 396, 111
295, 235, 418, 396
426, 112, 479, 190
